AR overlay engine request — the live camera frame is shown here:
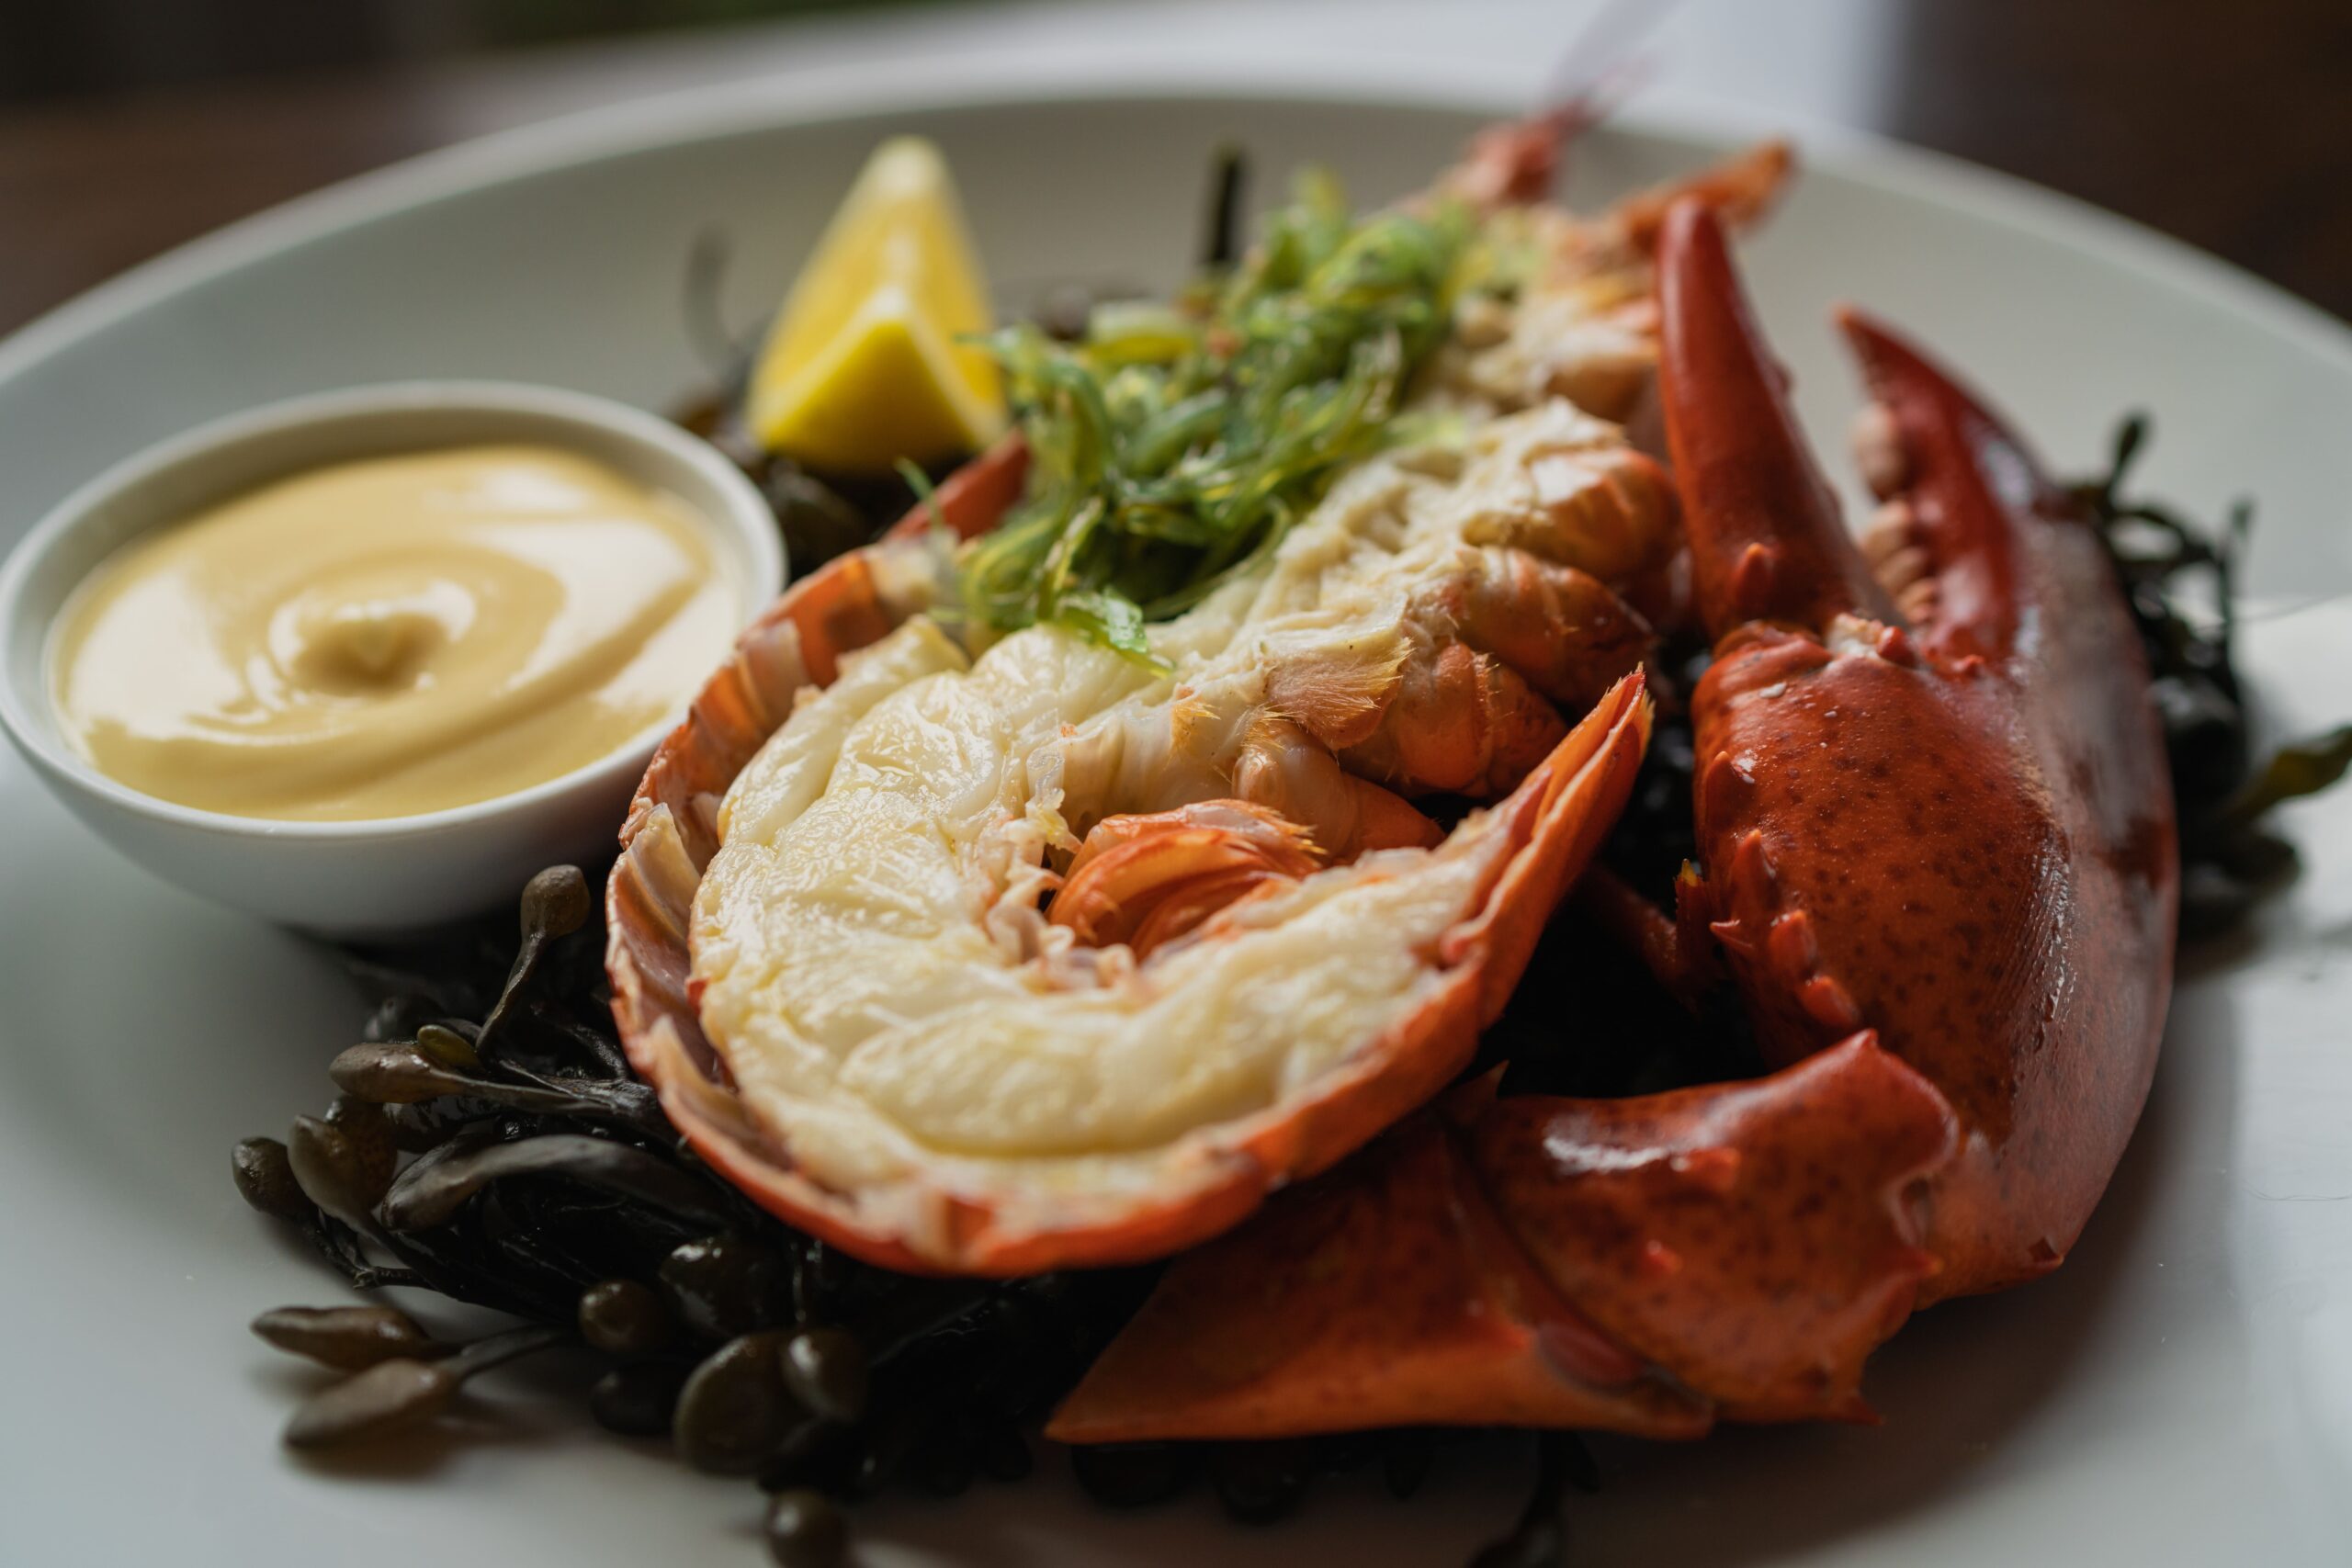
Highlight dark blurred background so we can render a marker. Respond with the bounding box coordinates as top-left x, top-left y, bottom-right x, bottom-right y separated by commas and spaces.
0, 0, 902, 98
1, 0, 2346, 328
